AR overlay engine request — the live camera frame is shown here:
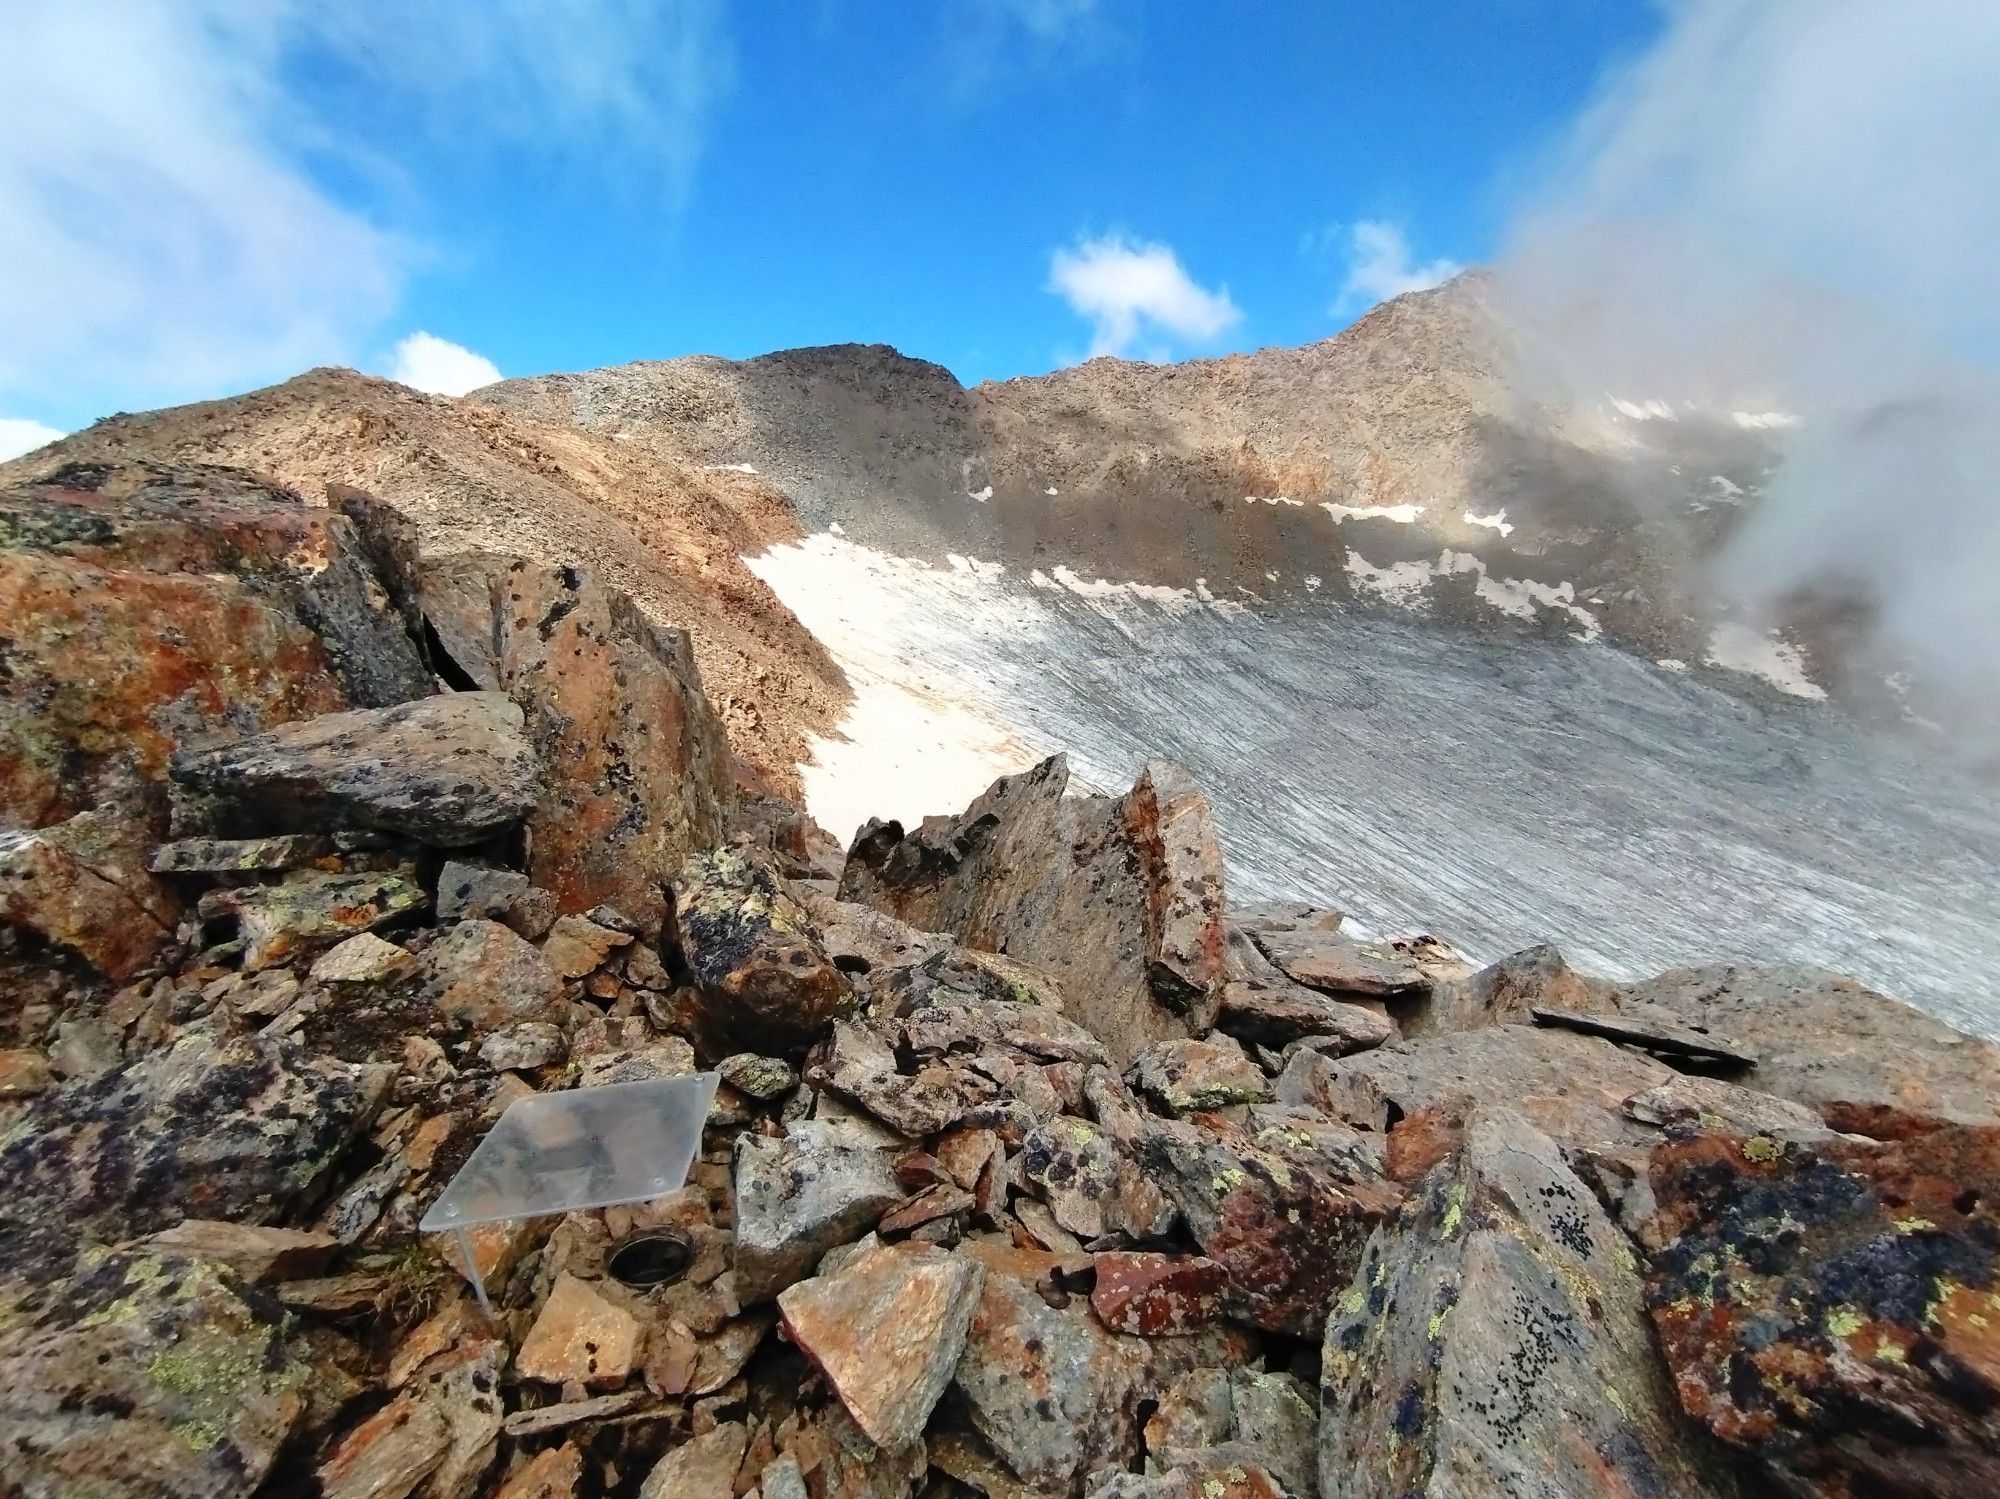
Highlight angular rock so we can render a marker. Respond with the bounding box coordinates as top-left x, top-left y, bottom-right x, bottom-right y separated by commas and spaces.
1135, 1113, 1402, 1335
478, 1021, 566, 1072
952, 1241, 1254, 1492
811, 1019, 1002, 1138
0, 1248, 310, 1499
1089, 1252, 1229, 1336
139, 1219, 340, 1283
871, 940, 1073, 1013
1290, 1023, 1678, 1153
1640, 1123, 2000, 1497
673, 843, 855, 1057
1616, 963, 2000, 1129
638, 1421, 749, 1499
1089, 1464, 1285, 1498
1251, 924, 1428, 1002
199, 868, 425, 972
0, 1048, 53, 1097
170, 693, 538, 846
310, 931, 420, 986
1216, 978, 1395, 1055
897, 988, 1111, 1069
436, 861, 531, 923
1405, 942, 1605, 1035
1531, 1004, 1757, 1070
840, 755, 1224, 1064
0, 1025, 390, 1250
1019, 1117, 1157, 1243
516, 1273, 642, 1389
318, 1398, 453, 1499
732, 1130, 904, 1303
801, 892, 952, 976
0, 461, 428, 832
493, 559, 729, 934
1320, 1111, 1734, 1499
778, 1239, 984, 1451
1128, 1035, 1271, 1116
1620, 1071, 1822, 1134
148, 833, 338, 873
423, 919, 566, 1033
0, 819, 174, 981
494, 1445, 584, 1499
540, 913, 633, 979
717, 1052, 798, 1100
